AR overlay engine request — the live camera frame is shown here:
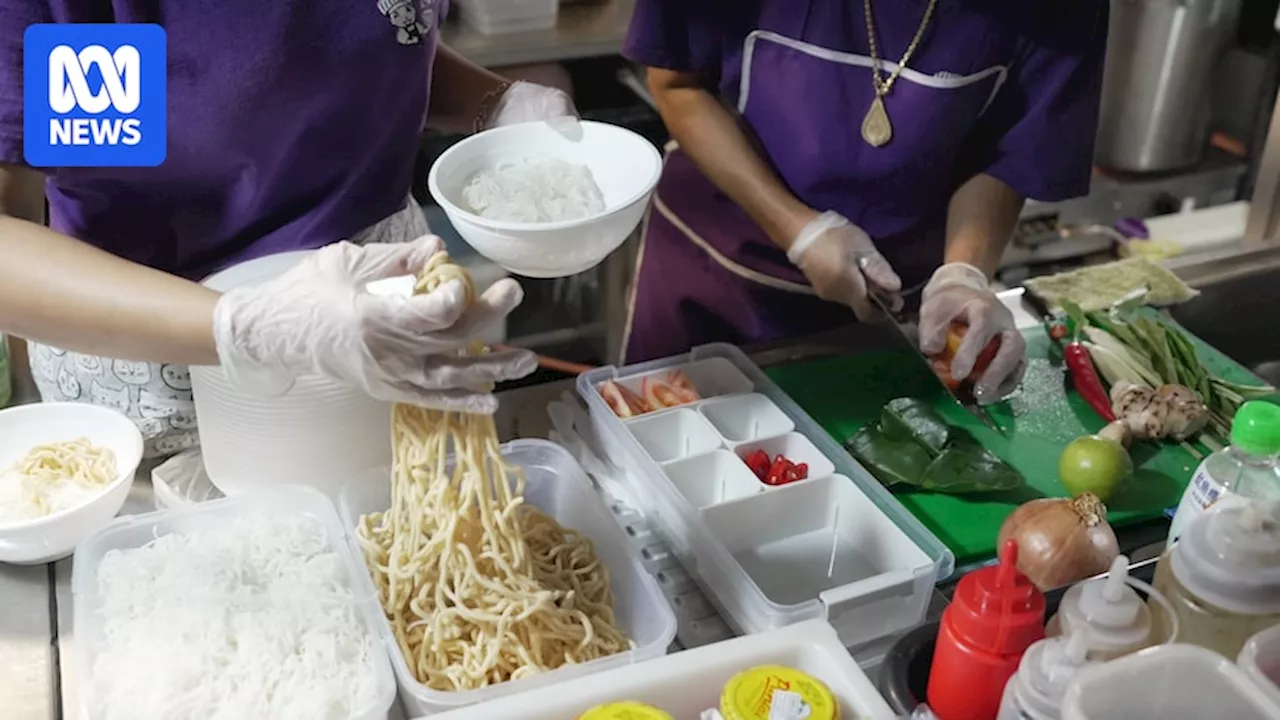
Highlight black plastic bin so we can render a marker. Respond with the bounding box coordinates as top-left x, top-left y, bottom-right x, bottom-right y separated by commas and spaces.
879, 558, 1159, 714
